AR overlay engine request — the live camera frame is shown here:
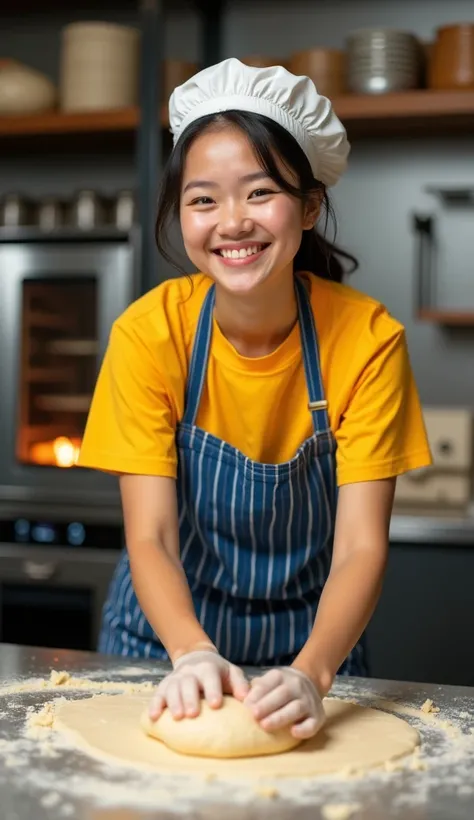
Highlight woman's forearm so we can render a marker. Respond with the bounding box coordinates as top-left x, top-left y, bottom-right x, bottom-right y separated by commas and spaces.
292, 545, 387, 695
128, 538, 214, 661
